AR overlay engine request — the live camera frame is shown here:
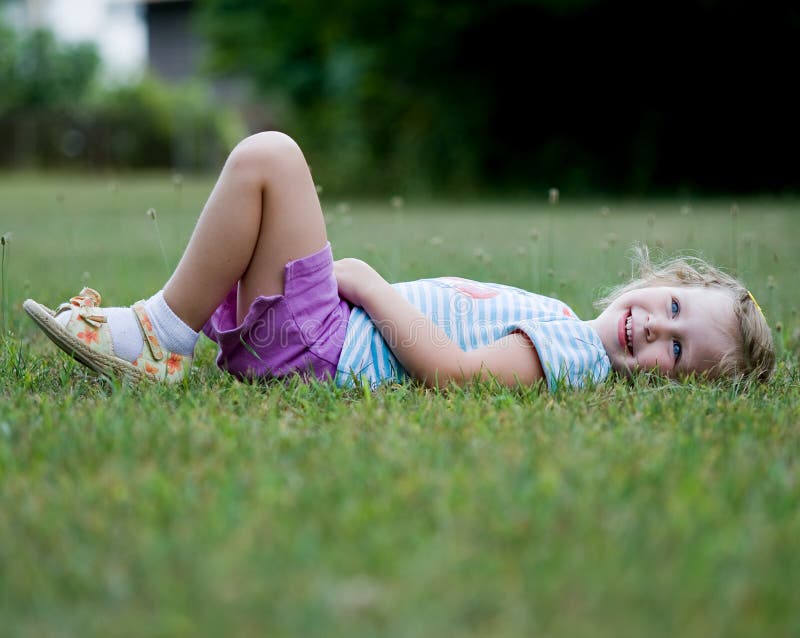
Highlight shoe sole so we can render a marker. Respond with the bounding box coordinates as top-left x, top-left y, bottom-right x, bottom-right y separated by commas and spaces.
23, 299, 148, 384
